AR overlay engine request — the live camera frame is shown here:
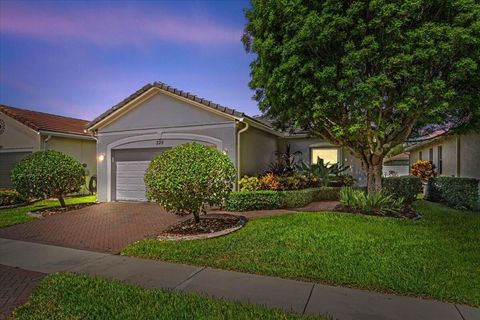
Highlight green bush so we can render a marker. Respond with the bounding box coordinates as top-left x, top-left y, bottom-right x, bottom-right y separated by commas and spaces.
145, 143, 236, 222
315, 187, 342, 201
226, 187, 342, 211
225, 191, 282, 211
382, 176, 422, 203
238, 176, 261, 192
11, 150, 84, 207
340, 187, 404, 213
0, 189, 26, 206
426, 177, 479, 210
279, 188, 319, 208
